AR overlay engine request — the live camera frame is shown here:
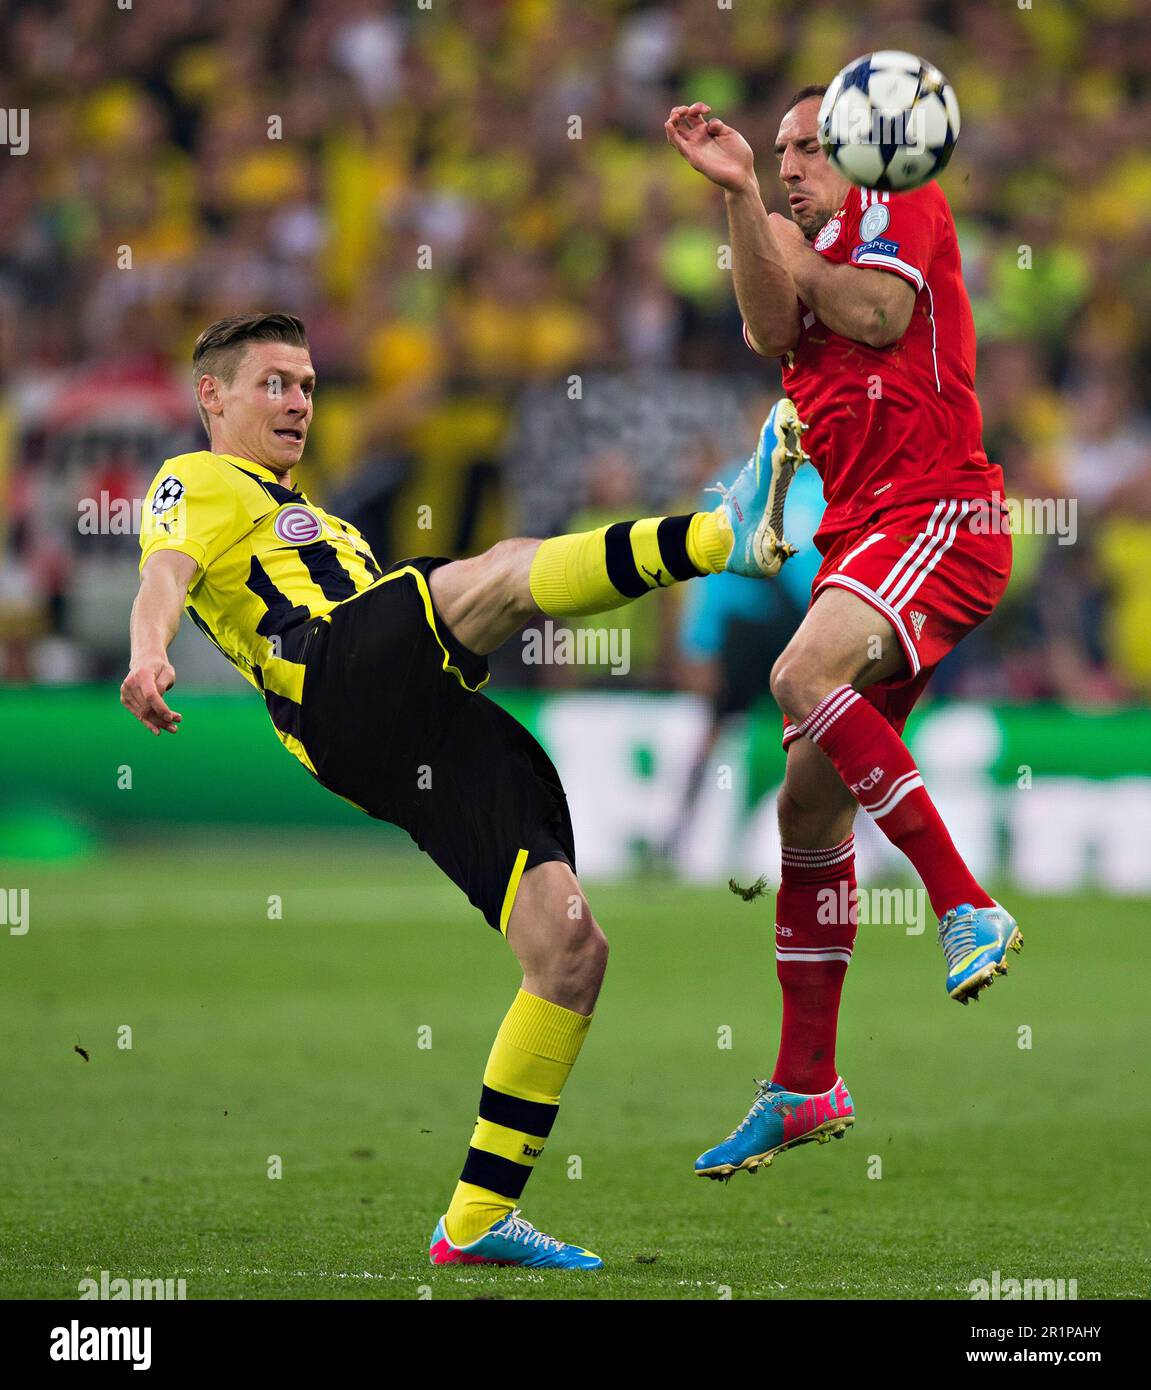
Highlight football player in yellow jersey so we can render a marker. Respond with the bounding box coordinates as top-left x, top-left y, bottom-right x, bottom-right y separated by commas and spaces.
121, 311, 807, 1269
